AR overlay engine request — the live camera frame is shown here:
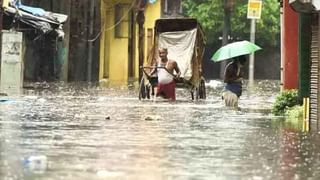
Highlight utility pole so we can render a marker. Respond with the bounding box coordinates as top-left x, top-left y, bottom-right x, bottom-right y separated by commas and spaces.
0, 0, 3, 33
136, 0, 146, 81
137, 10, 144, 81
58, 0, 71, 81
0, 0, 3, 55
220, 0, 232, 79
87, 0, 95, 82
248, 19, 256, 89
247, 0, 262, 91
